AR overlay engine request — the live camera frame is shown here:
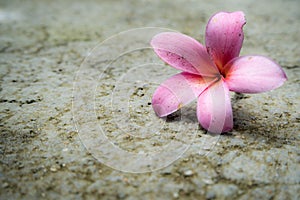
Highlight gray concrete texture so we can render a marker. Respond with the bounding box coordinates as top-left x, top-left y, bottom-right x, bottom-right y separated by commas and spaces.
0, 0, 299, 199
